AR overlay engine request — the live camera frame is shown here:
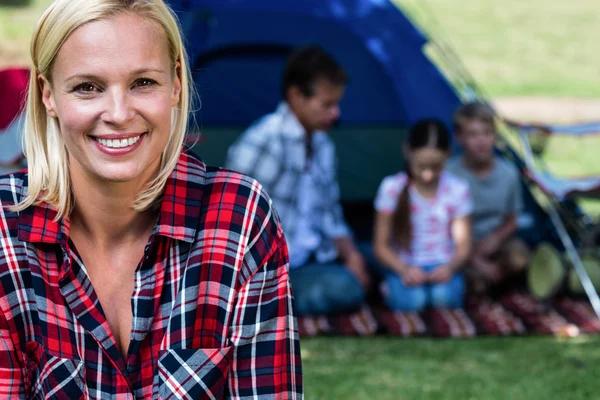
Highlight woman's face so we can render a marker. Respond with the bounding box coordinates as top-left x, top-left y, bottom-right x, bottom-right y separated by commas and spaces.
40, 13, 181, 186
